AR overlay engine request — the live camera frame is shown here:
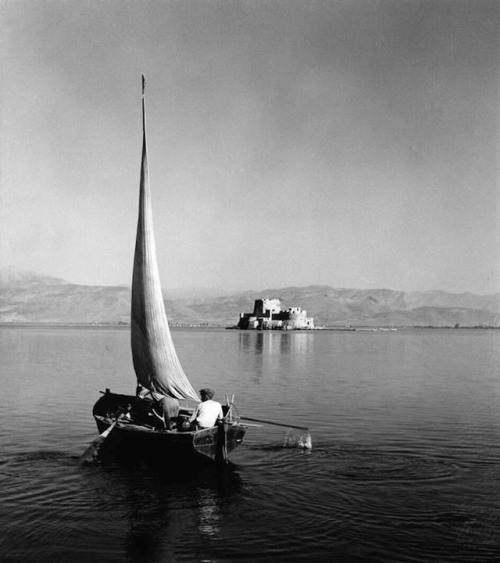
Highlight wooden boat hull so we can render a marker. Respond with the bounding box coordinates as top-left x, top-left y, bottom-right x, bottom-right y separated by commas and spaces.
92, 391, 246, 464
